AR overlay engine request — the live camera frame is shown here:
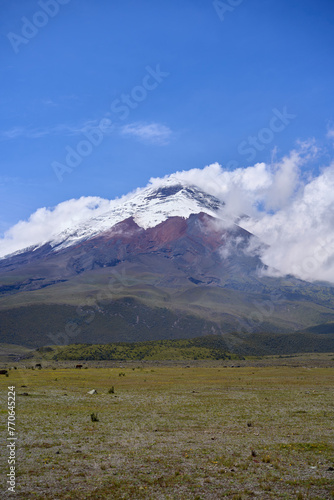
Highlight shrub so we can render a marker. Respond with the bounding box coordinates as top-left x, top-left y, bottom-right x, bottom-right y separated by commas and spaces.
90, 412, 99, 422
